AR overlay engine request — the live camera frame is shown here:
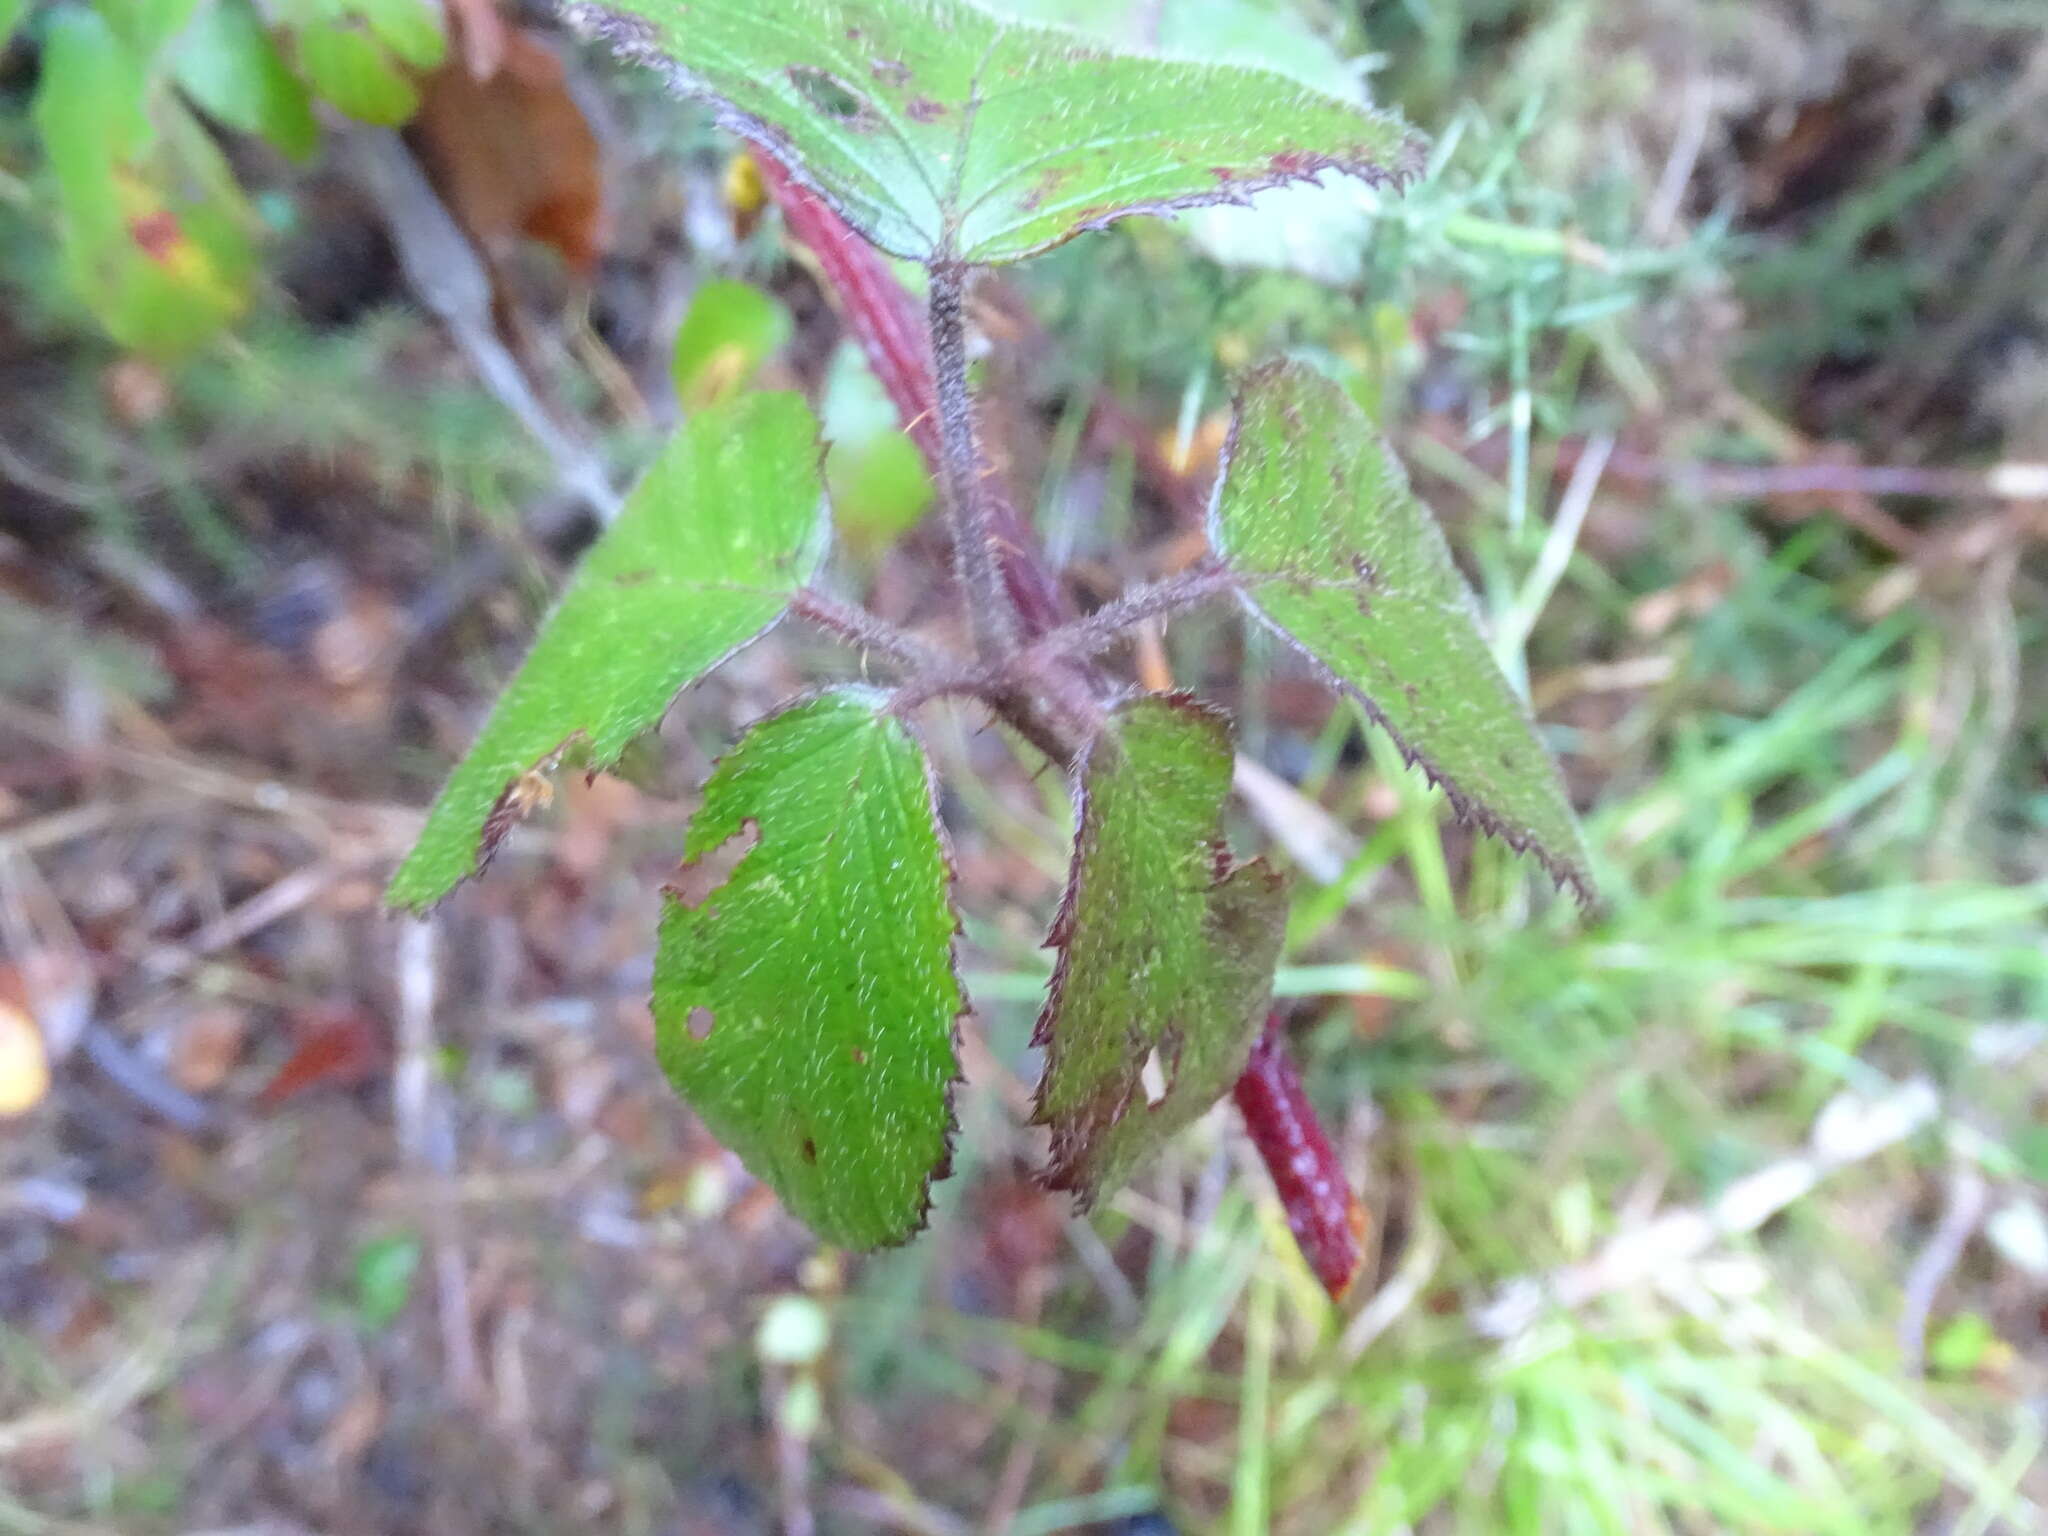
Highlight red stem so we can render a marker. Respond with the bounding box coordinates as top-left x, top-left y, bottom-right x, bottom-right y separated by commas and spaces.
1233, 1014, 1369, 1302
756, 153, 1070, 639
